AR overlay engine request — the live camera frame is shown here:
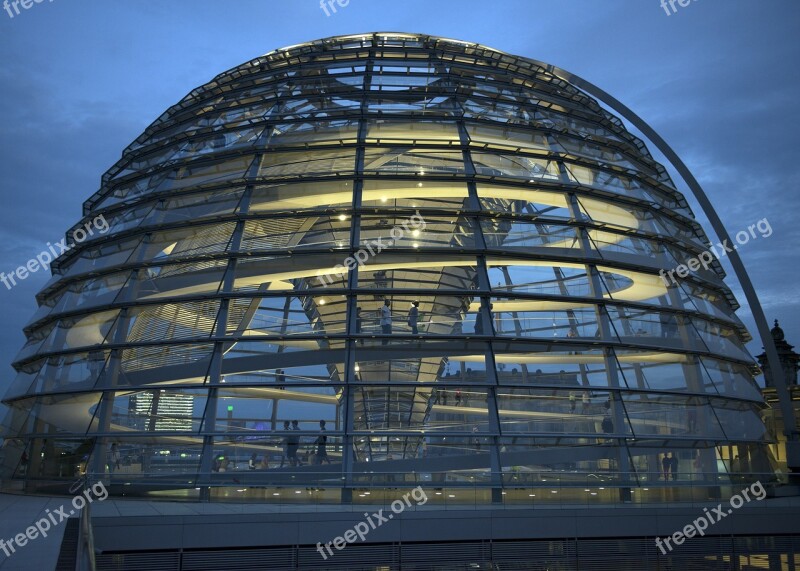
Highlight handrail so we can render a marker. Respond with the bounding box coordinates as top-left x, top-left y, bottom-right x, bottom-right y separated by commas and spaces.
69, 476, 97, 571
